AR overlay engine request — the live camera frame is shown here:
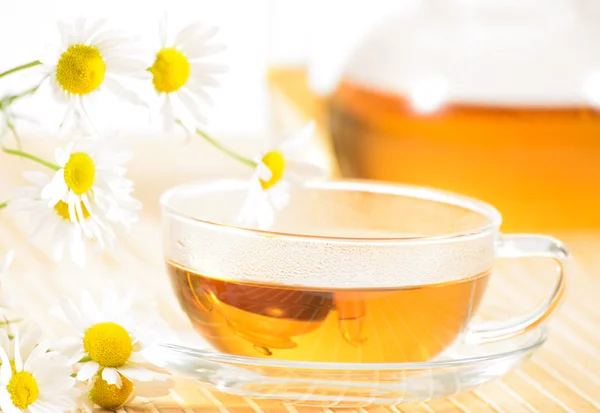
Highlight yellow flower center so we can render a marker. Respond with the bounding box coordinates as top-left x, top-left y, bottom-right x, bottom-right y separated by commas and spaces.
63, 152, 95, 195
7, 371, 39, 410
83, 322, 133, 368
260, 151, 286, 190
55, 44, 106, 95
89, 373, 133, 409
54, 200, 91, 221
150, 47, 191, 93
